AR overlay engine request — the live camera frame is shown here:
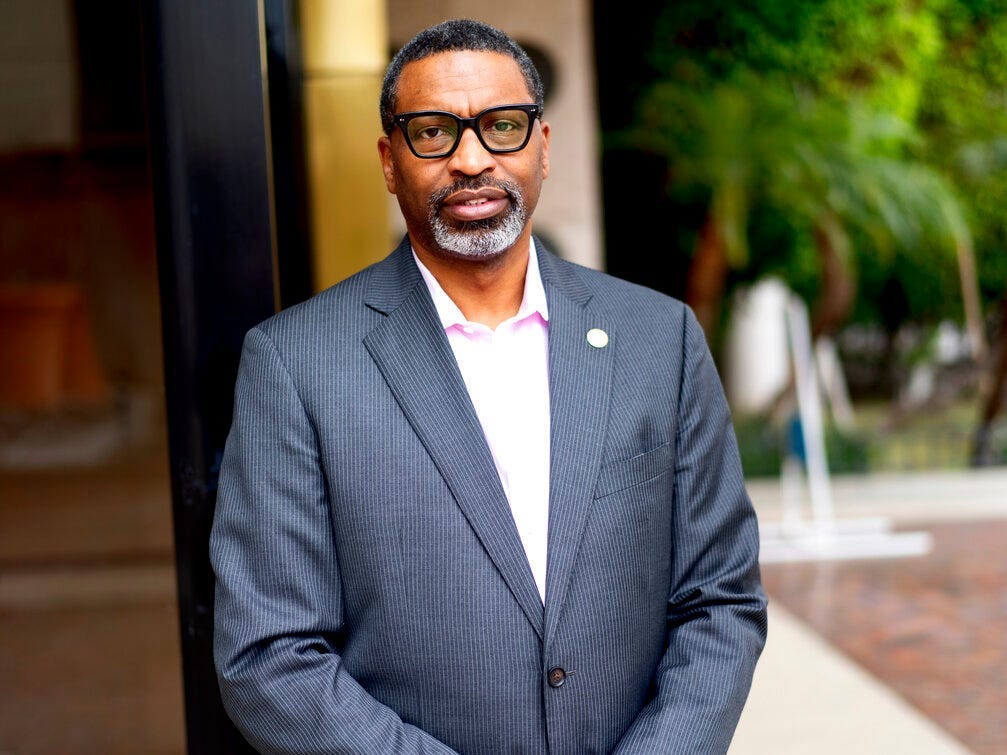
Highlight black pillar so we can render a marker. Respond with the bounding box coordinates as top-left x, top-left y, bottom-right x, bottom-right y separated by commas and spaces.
142, 1, 280, 751
592, 0, 685, 298
263, 0, 315, 308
